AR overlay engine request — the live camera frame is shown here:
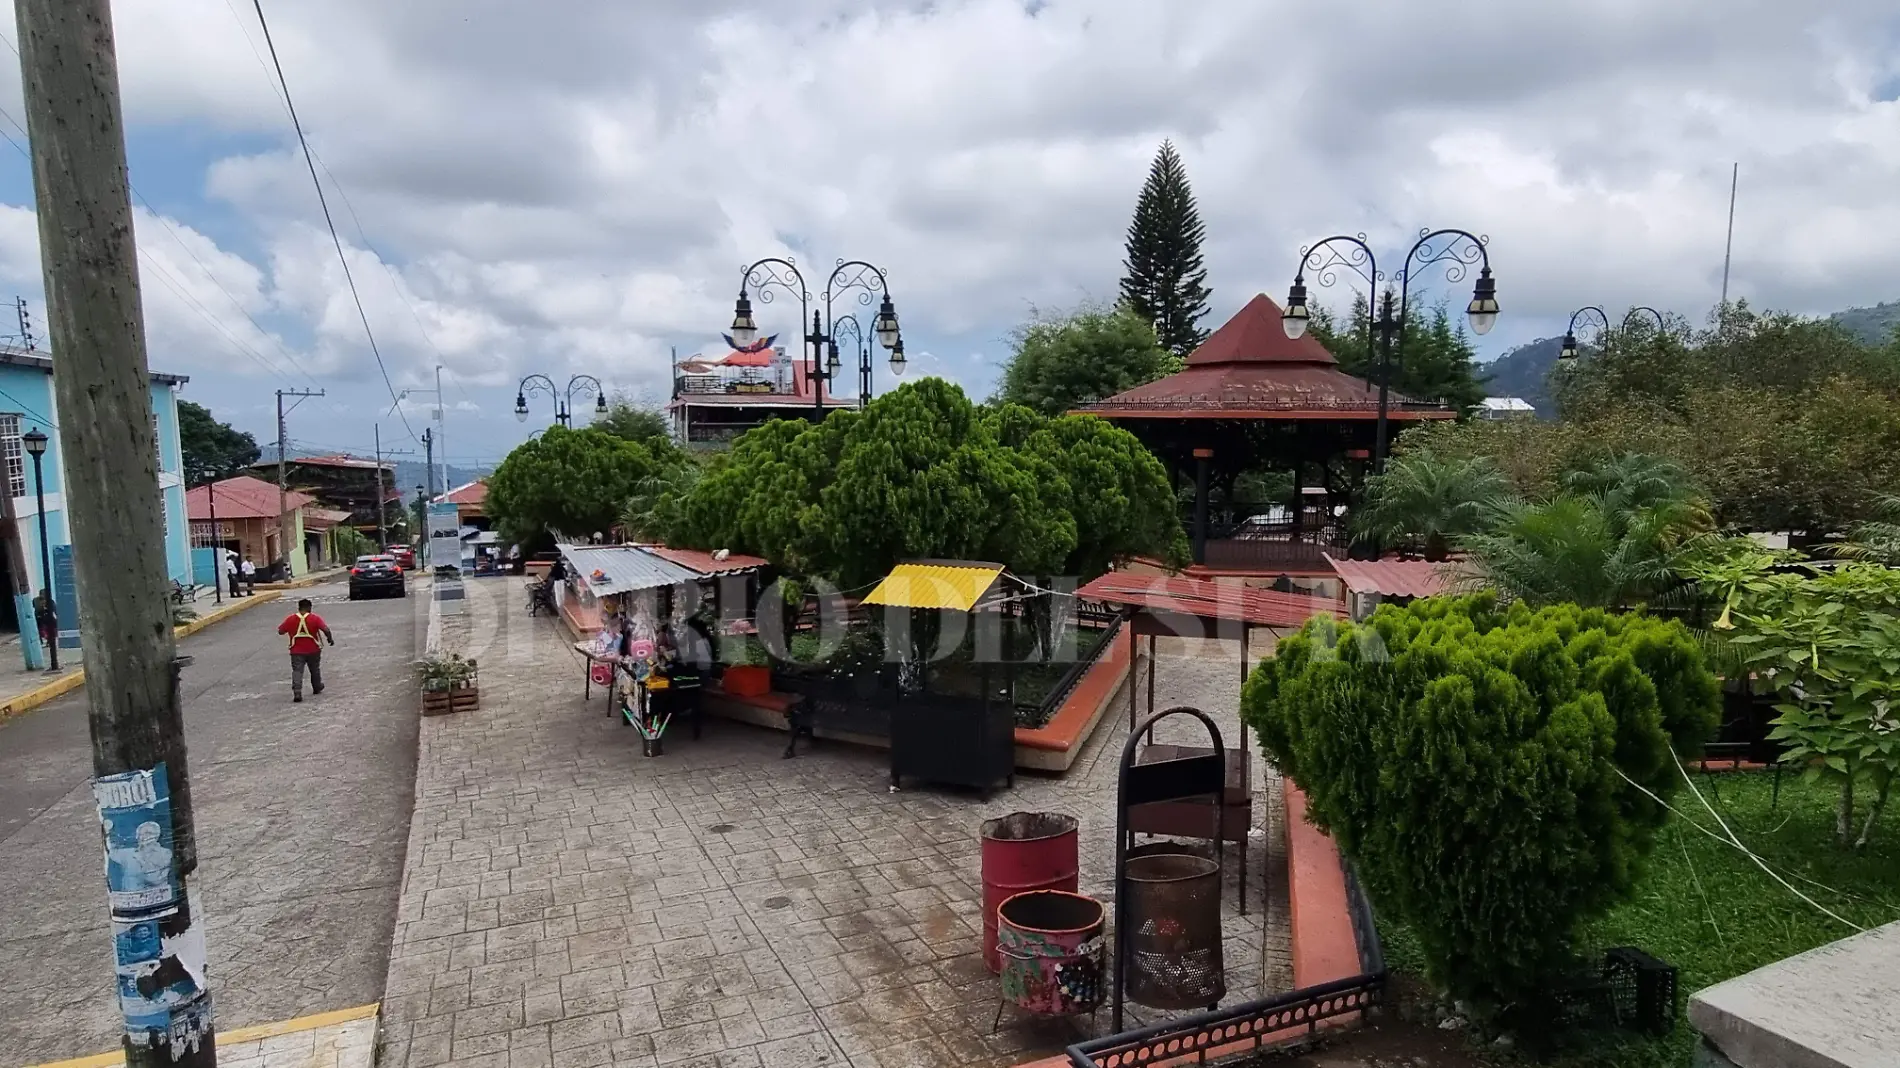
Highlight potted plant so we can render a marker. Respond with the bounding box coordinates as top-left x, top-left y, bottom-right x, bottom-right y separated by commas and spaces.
418, 652, 480, 716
